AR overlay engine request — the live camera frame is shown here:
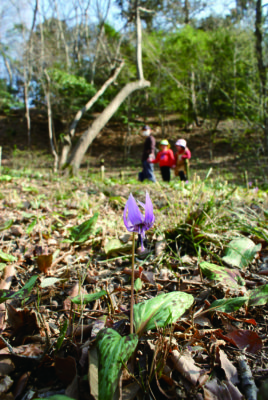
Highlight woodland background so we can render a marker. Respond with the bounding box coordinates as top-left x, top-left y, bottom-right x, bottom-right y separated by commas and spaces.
0, 0, 268, 178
